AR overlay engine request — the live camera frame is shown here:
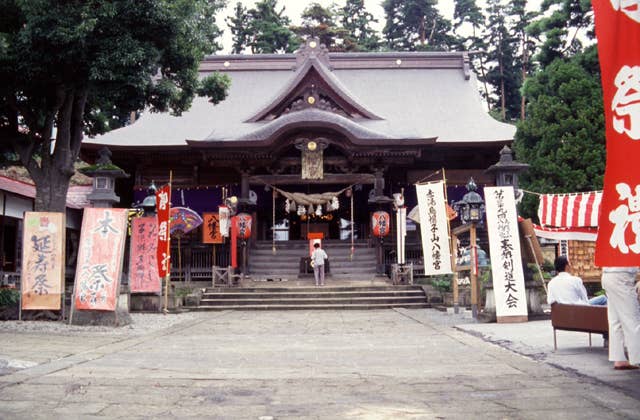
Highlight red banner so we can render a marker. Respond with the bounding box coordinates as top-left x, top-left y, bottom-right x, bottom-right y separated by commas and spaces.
74, 208, 128, 311
129, 216, 161, 293
593, 1, 640, 266
156, 185, 171, 277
